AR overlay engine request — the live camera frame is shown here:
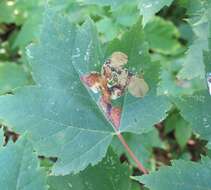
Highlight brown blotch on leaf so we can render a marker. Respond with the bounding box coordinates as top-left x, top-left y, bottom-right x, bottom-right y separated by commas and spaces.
128, 76, 149, 98
110, 52, 128, 68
